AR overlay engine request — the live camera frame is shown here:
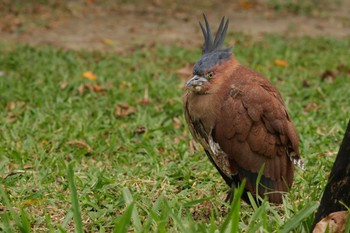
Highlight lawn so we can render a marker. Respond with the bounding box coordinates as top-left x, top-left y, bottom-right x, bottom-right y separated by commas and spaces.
0, 34, 350, 232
